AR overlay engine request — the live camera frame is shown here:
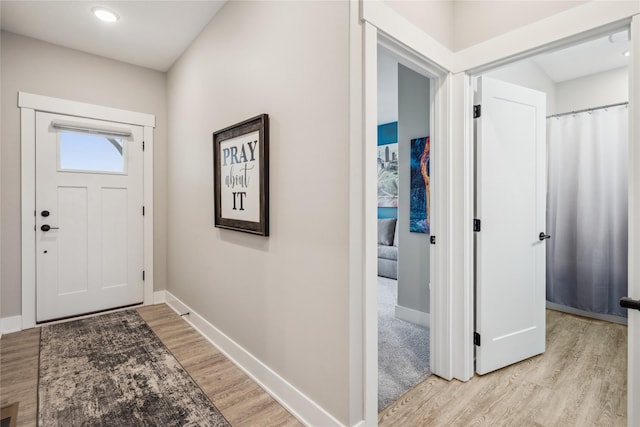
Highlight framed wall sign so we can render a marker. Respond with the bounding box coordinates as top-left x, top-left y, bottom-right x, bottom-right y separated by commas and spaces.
213, 114, 269, 236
